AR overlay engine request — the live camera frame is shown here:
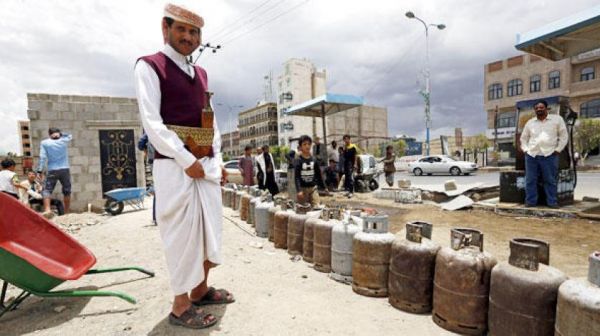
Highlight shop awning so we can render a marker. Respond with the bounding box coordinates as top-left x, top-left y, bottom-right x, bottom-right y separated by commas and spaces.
515, 5, 600, 60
